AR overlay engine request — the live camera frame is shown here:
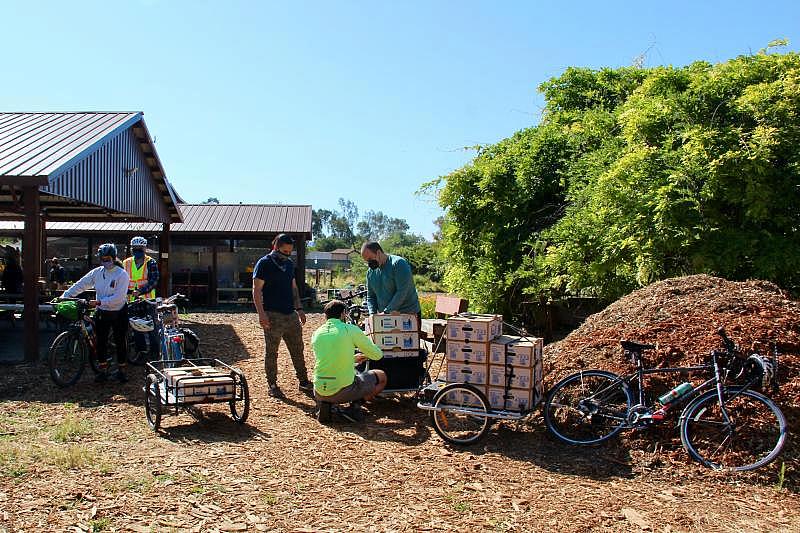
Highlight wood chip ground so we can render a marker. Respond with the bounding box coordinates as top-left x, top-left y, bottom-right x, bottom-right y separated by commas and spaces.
1, 275, 798, 531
